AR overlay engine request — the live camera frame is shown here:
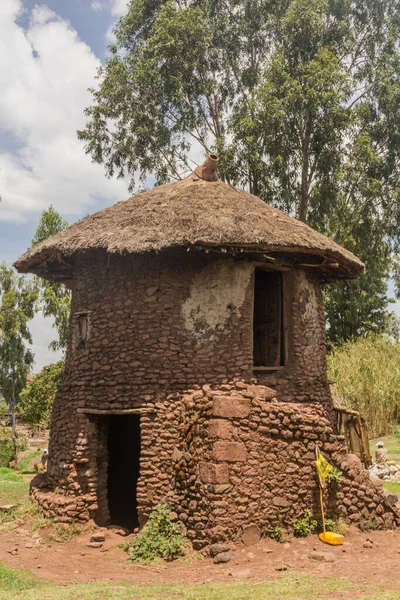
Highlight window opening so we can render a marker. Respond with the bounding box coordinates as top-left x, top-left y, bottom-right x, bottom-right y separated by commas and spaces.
74, 311, 90, 349
253, 270, 284, 367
